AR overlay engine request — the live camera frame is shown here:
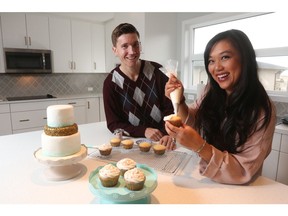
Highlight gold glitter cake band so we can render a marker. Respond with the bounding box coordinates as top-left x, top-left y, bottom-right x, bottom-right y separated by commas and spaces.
44, 123, 78, 136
